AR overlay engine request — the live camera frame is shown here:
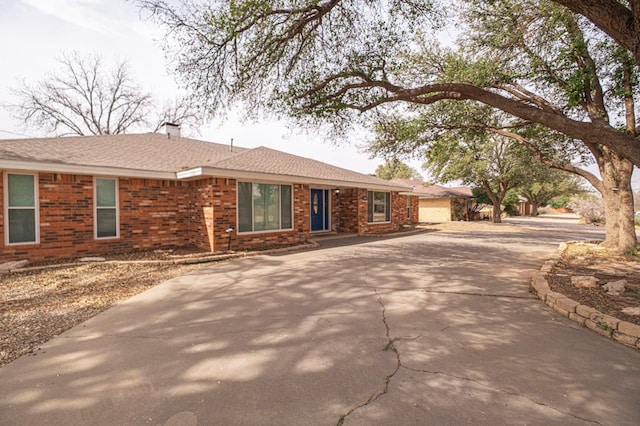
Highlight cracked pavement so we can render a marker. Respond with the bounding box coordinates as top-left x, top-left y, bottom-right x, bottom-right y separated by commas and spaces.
1, 216, 639, 425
